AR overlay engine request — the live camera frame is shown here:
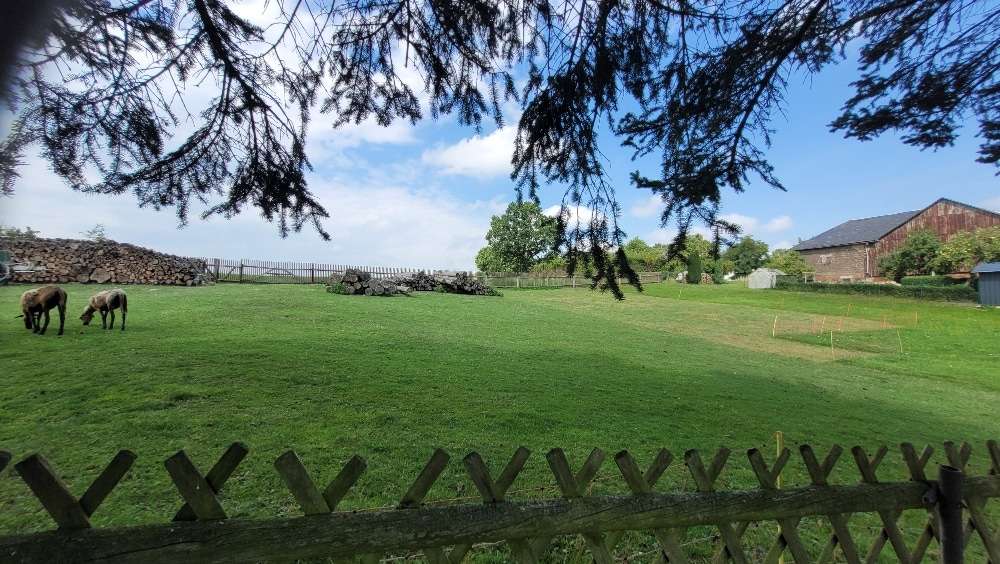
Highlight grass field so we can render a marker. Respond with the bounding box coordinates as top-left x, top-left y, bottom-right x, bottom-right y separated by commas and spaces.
1, 281, 997, 560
